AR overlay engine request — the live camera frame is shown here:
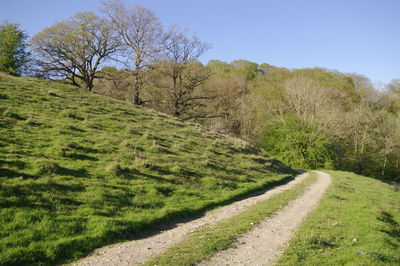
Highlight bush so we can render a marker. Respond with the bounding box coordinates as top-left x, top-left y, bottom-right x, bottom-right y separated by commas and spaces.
262, 114, 338, 170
